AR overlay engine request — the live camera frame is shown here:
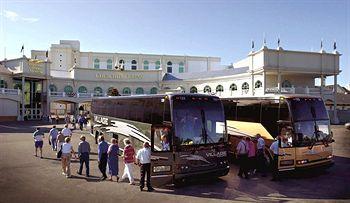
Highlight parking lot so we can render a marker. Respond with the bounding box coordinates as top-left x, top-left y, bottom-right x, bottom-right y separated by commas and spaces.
0, 122, 349, 202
